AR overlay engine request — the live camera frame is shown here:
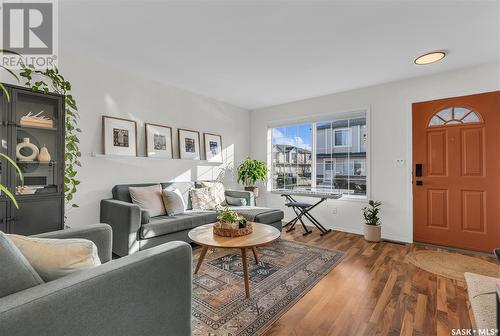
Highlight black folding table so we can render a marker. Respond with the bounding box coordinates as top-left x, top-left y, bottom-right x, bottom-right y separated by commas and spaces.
278, 190, 342, 236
